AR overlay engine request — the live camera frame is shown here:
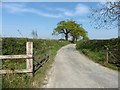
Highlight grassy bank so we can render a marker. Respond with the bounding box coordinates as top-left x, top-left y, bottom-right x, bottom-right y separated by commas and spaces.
76, 38, 120, 71
2, 38, 69, 88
